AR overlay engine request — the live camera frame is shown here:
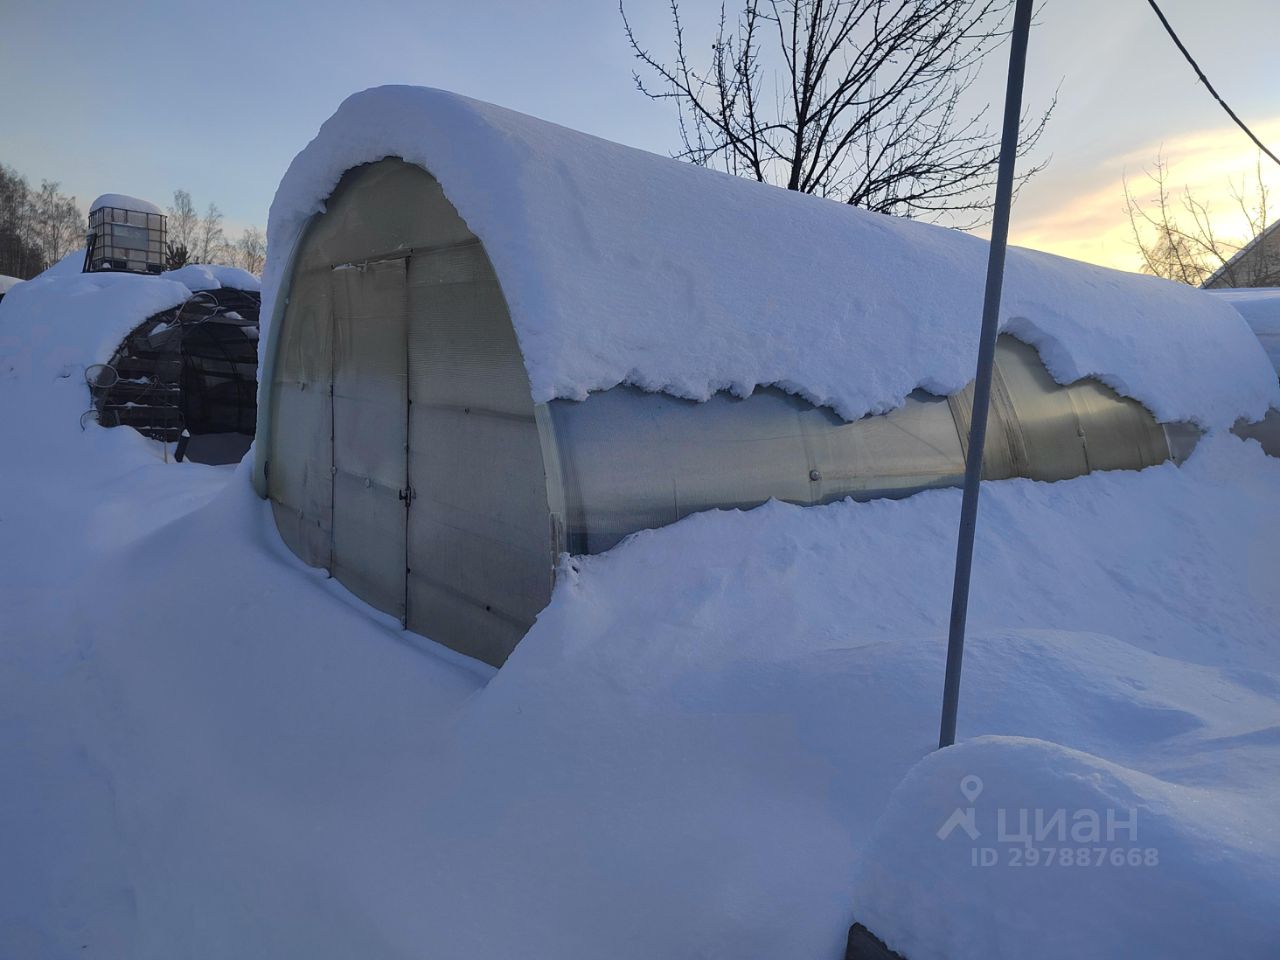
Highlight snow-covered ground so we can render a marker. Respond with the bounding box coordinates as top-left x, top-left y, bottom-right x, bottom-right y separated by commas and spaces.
2, 251, 1279, 959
